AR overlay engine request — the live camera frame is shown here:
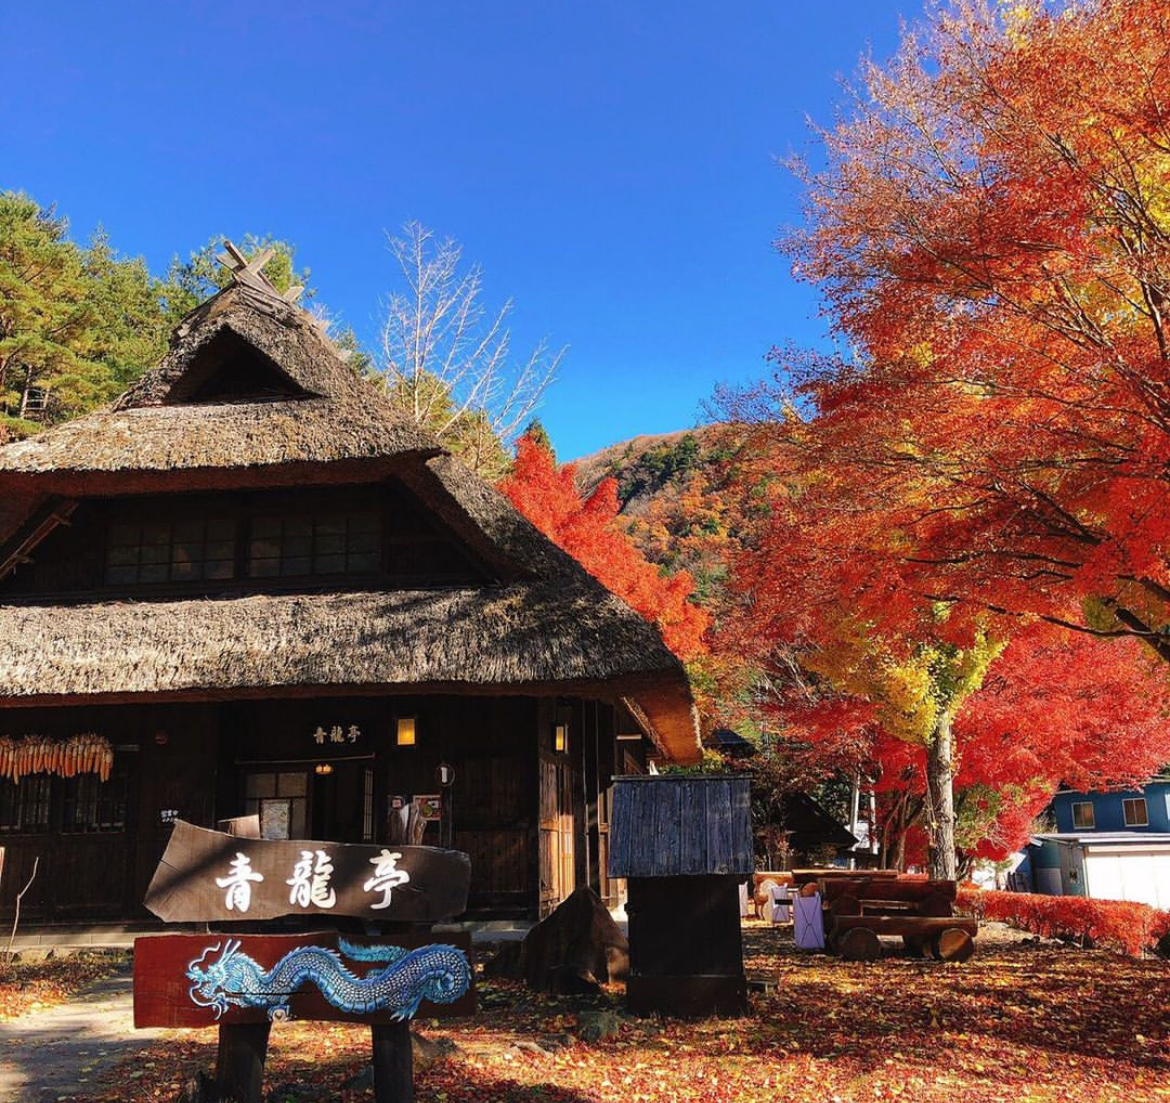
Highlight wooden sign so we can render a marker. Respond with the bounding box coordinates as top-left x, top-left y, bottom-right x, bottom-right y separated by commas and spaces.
144, 821, 470, 923
134, 931, 475, 1028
